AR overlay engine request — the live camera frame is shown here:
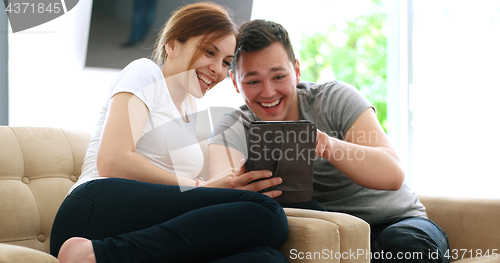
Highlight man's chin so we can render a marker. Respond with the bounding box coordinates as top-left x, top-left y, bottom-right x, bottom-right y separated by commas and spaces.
245, 103, 284, 121
254, 111, 284, 122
